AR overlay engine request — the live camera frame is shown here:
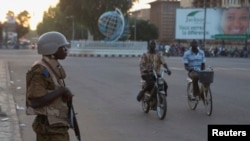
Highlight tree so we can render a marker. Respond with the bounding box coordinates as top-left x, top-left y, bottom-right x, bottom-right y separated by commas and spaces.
0, 22, 3, 47
59, 0, 138, 40
15, 10, 31, 38
3, 10, 31, 39
1, 11, 31, 48
129, 18, 158, 41
36, 4, 89, 40
36, 6, 70, 37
